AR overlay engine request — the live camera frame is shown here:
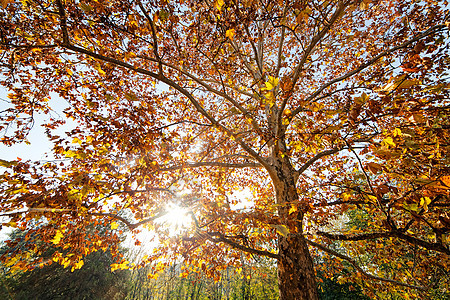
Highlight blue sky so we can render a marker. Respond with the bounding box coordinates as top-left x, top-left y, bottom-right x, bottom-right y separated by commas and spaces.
0, 88, 74, 161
